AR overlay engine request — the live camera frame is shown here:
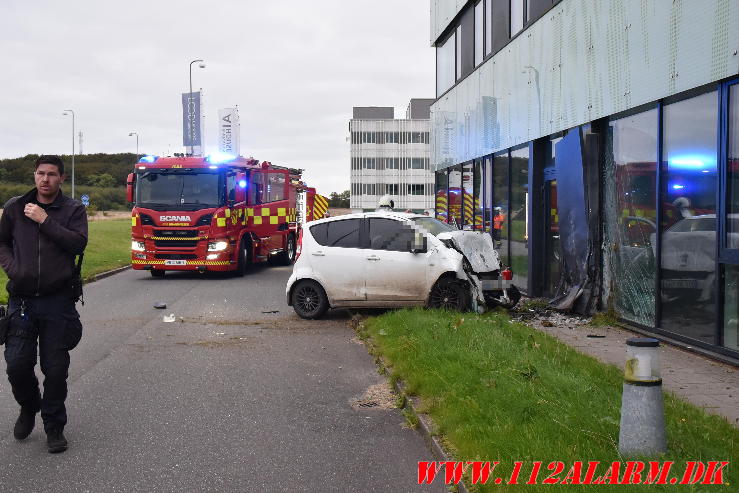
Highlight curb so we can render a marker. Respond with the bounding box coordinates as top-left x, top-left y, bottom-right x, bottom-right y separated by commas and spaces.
83, 264, 131, 284
391, 379, 470, 493
354, 319, 469, 493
